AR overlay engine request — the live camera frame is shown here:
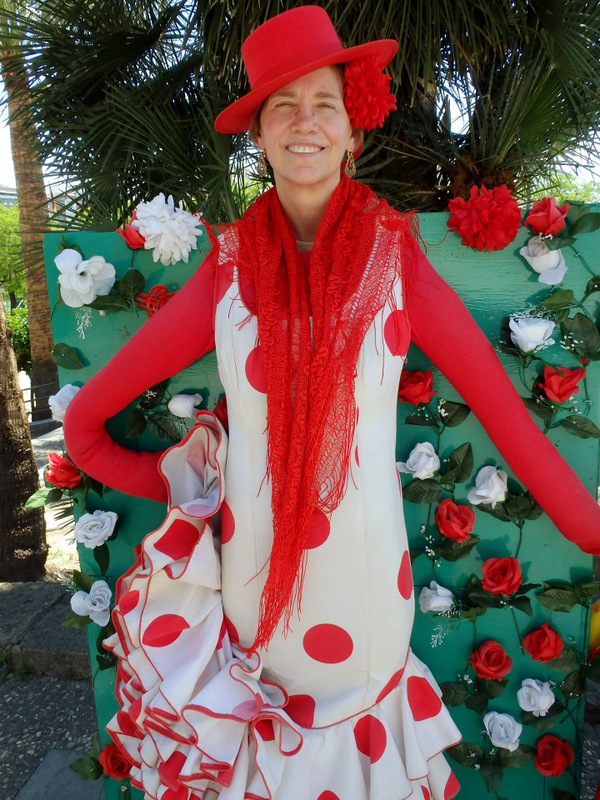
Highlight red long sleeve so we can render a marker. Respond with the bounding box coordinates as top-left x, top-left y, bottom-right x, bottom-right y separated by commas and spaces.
63, 250, 218, 503
405, 238, 600, 554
